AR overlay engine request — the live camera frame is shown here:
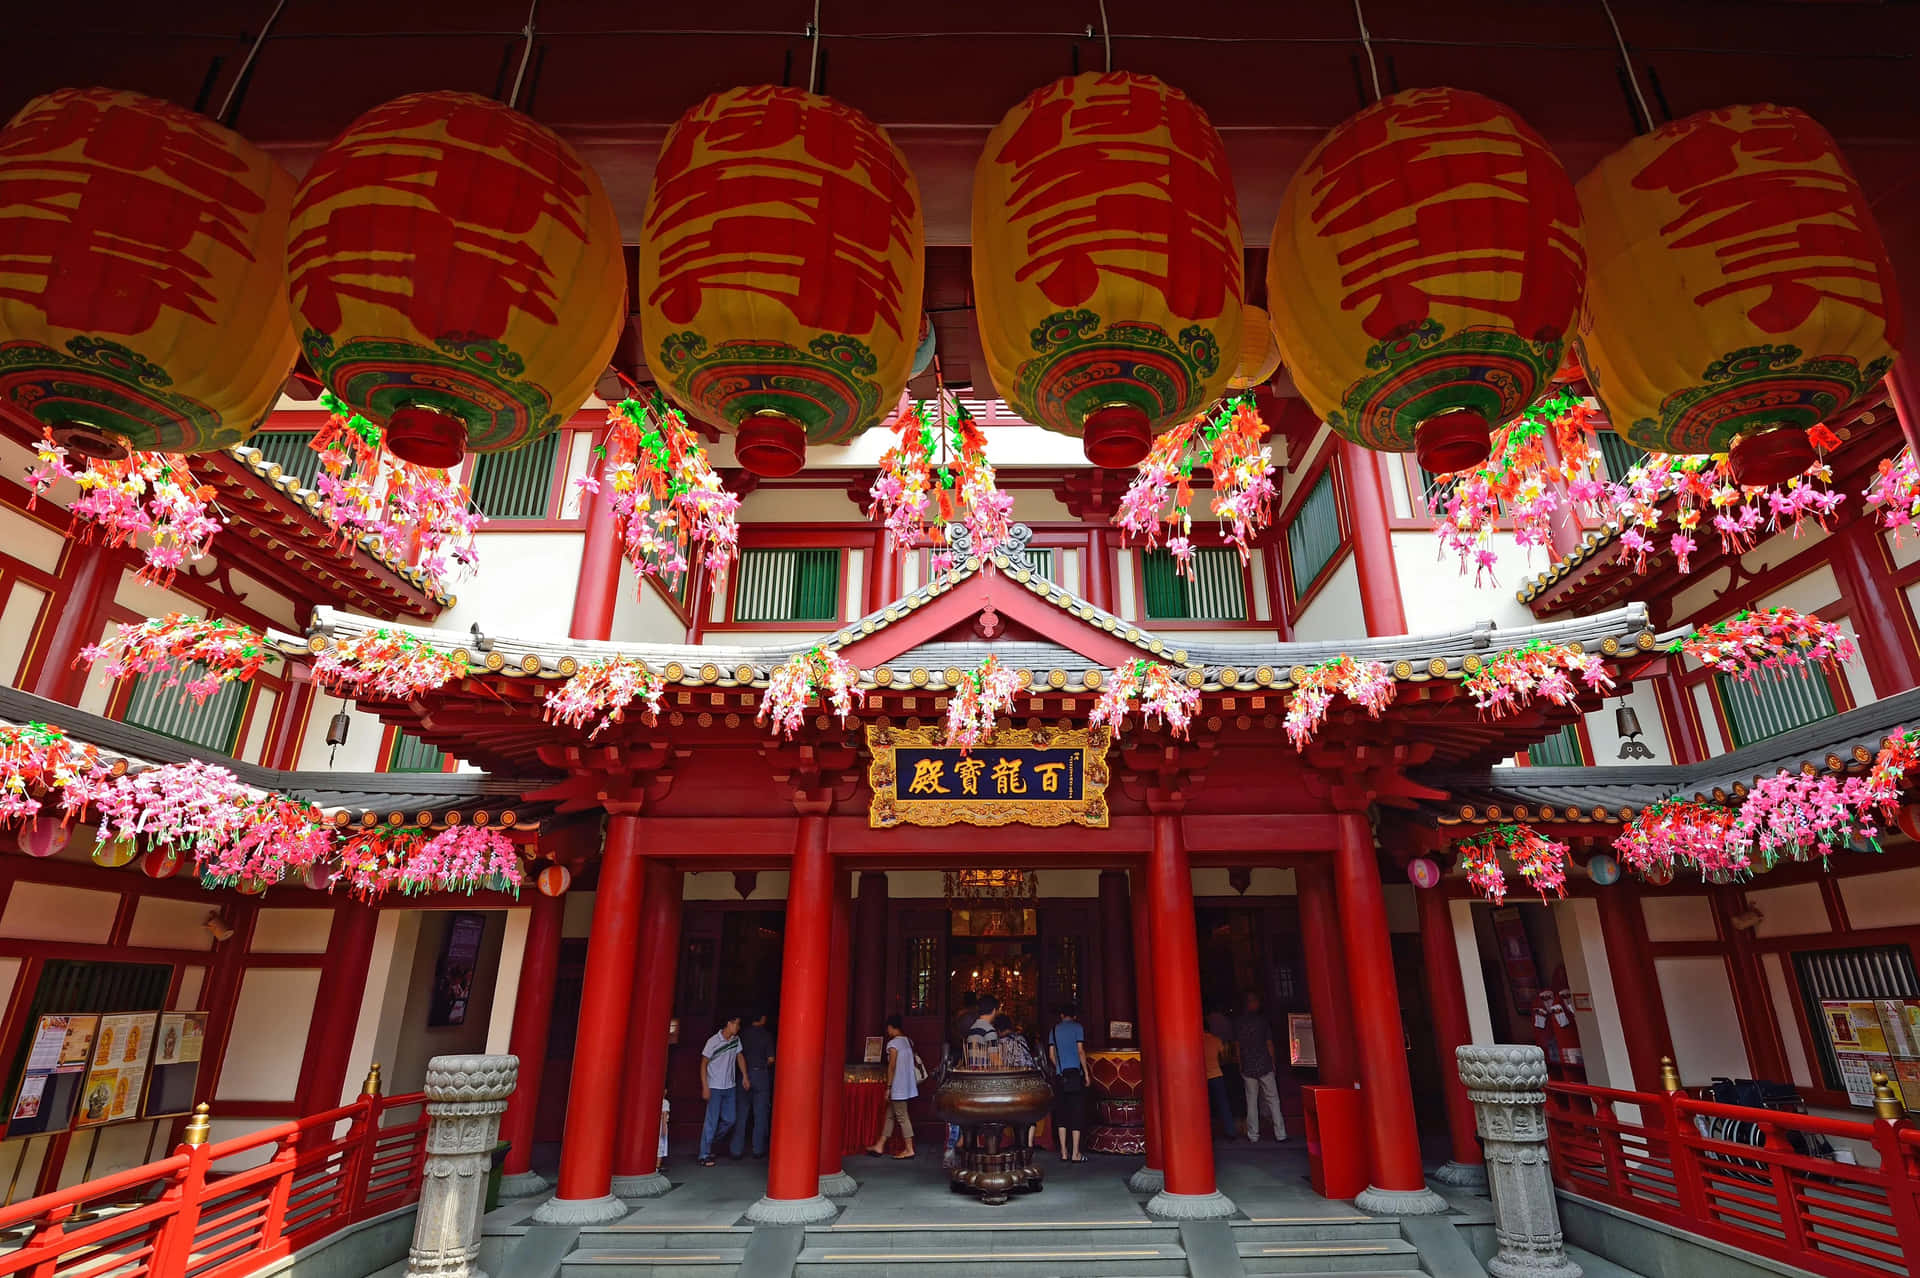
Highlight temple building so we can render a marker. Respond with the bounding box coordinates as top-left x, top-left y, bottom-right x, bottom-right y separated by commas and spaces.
0, 5, 1918, 1277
